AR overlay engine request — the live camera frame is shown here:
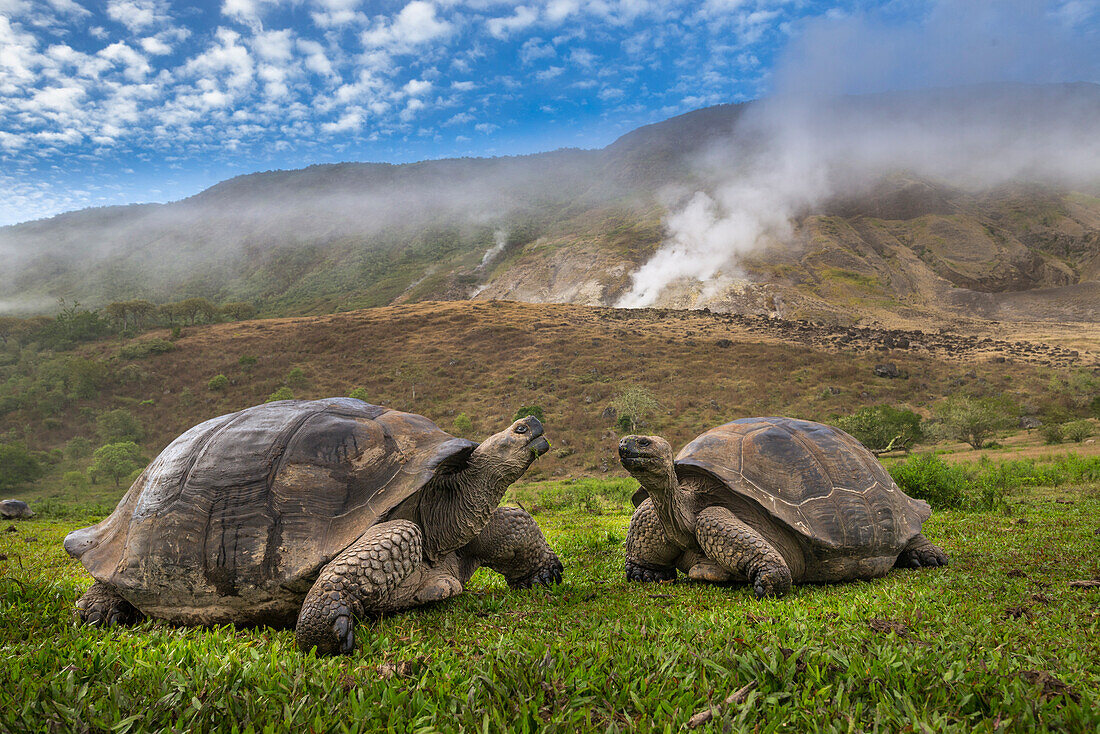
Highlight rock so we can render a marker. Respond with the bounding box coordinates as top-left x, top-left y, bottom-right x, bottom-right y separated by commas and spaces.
0, 500, 34, 520
601, 406, 617, 421
1019, 416, 1043, 430
874, 363, 900, 378
716, 339, 733, 348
